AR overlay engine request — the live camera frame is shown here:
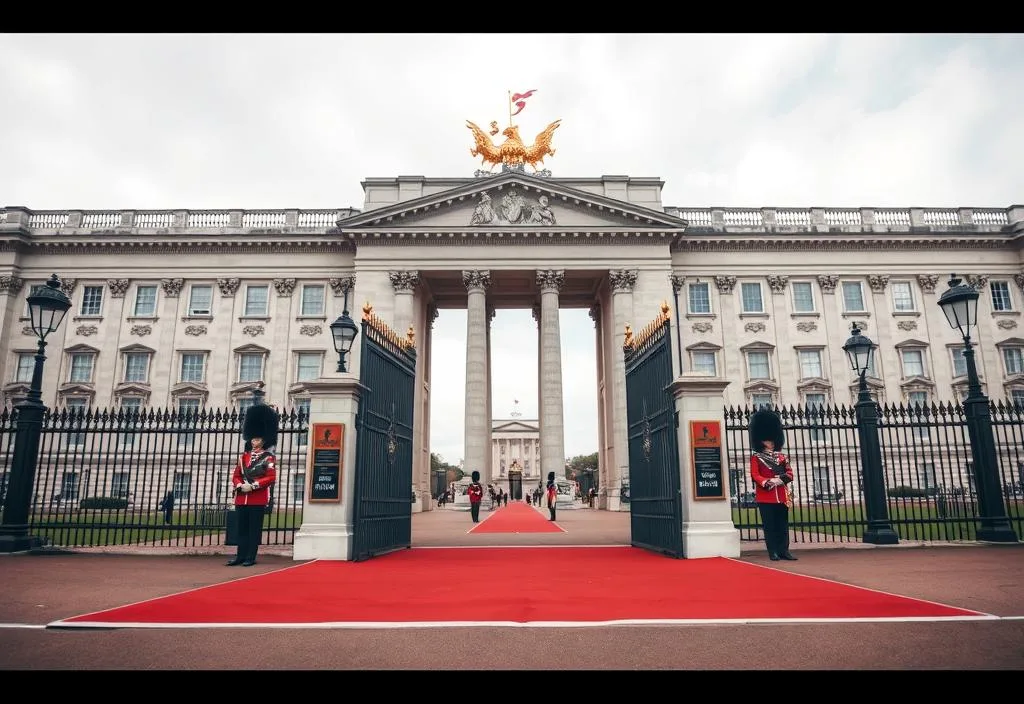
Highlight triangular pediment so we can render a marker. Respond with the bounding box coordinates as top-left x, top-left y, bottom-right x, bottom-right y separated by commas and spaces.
492, 419, 539, 433
338, 172, 688, 235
